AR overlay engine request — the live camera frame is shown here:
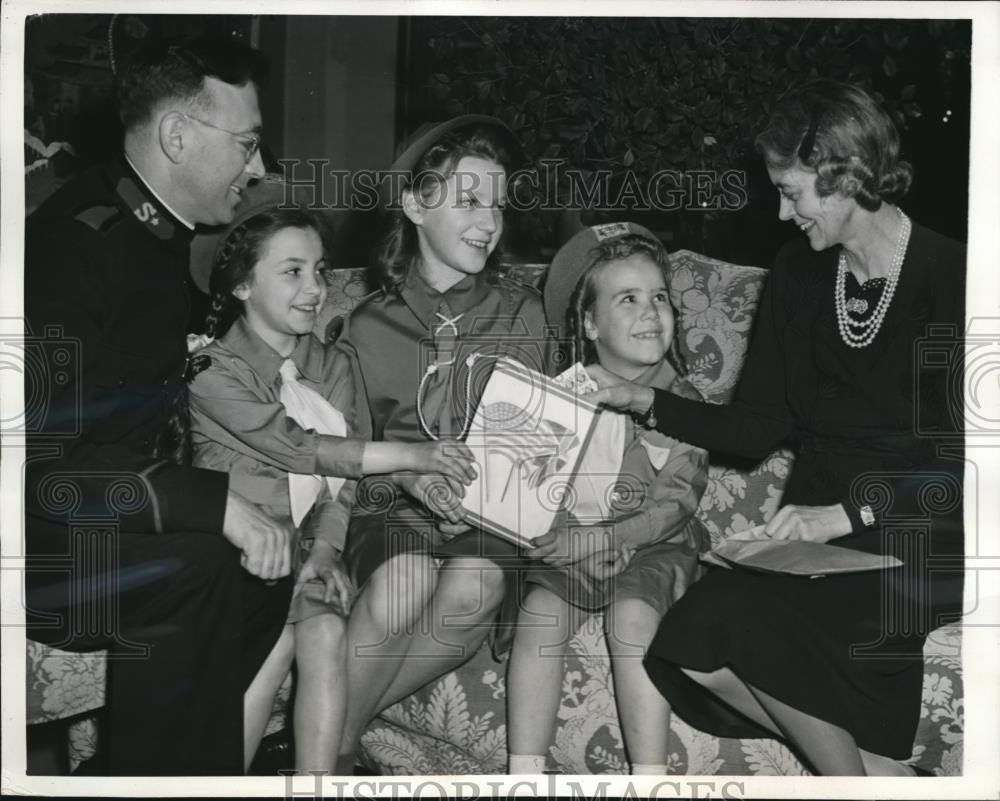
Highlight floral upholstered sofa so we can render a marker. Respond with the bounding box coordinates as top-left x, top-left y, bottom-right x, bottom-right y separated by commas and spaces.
26, 250, 963, 776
